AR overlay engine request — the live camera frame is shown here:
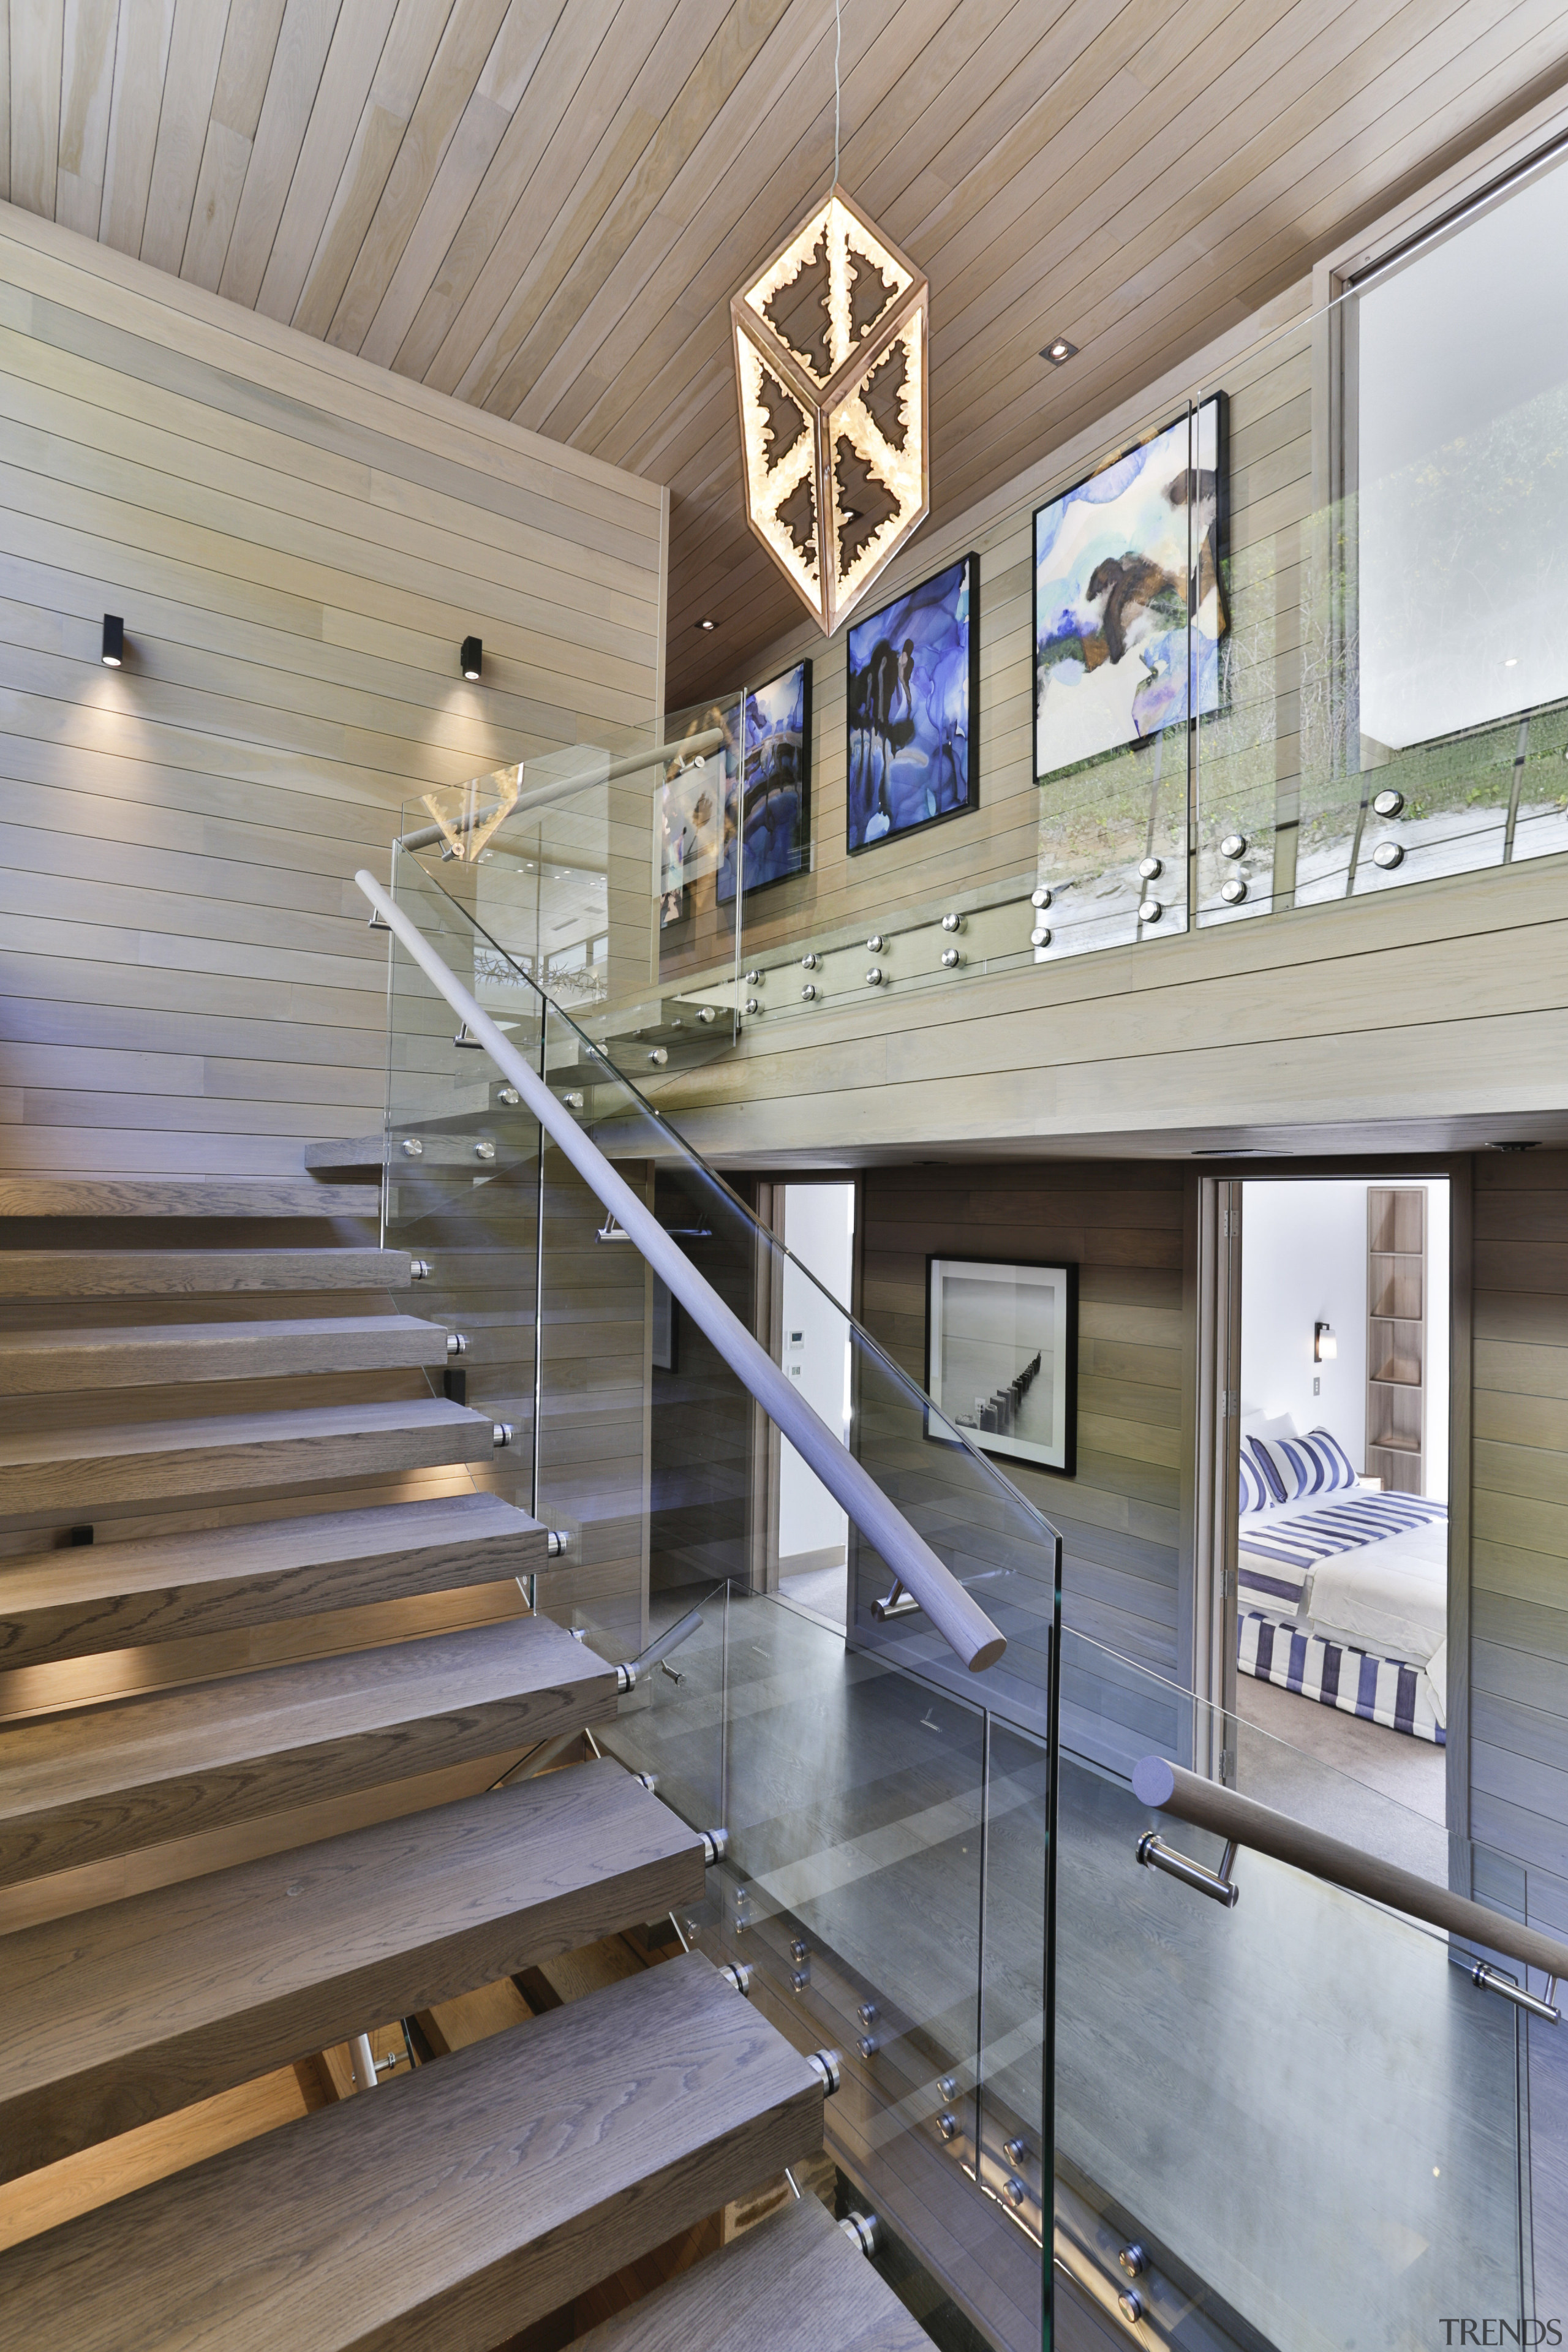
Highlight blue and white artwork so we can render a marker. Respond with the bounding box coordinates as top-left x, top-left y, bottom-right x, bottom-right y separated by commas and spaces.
1033, 397, 1226, 780
718, 660, 811, 902
846, 554, 977, 853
